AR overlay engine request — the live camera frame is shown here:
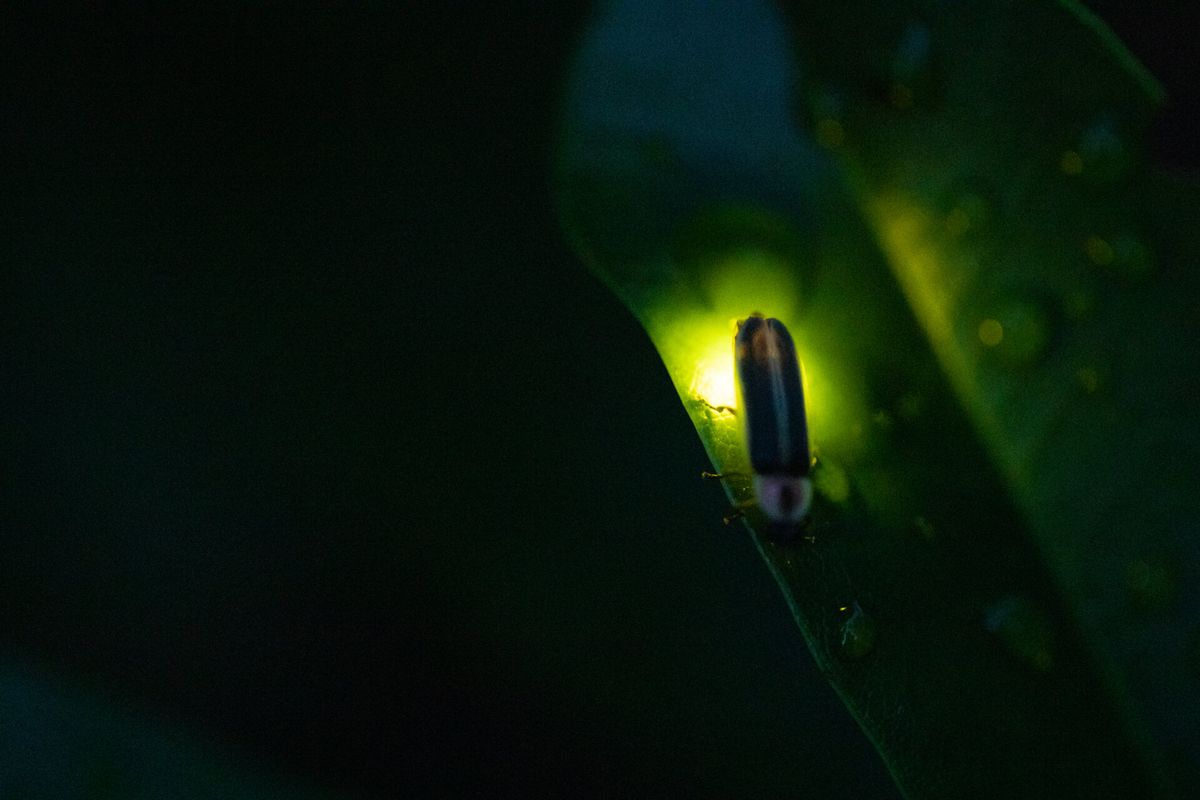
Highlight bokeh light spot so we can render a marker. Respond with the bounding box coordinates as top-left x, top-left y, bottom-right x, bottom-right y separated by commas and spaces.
978, 318, 1004, 347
